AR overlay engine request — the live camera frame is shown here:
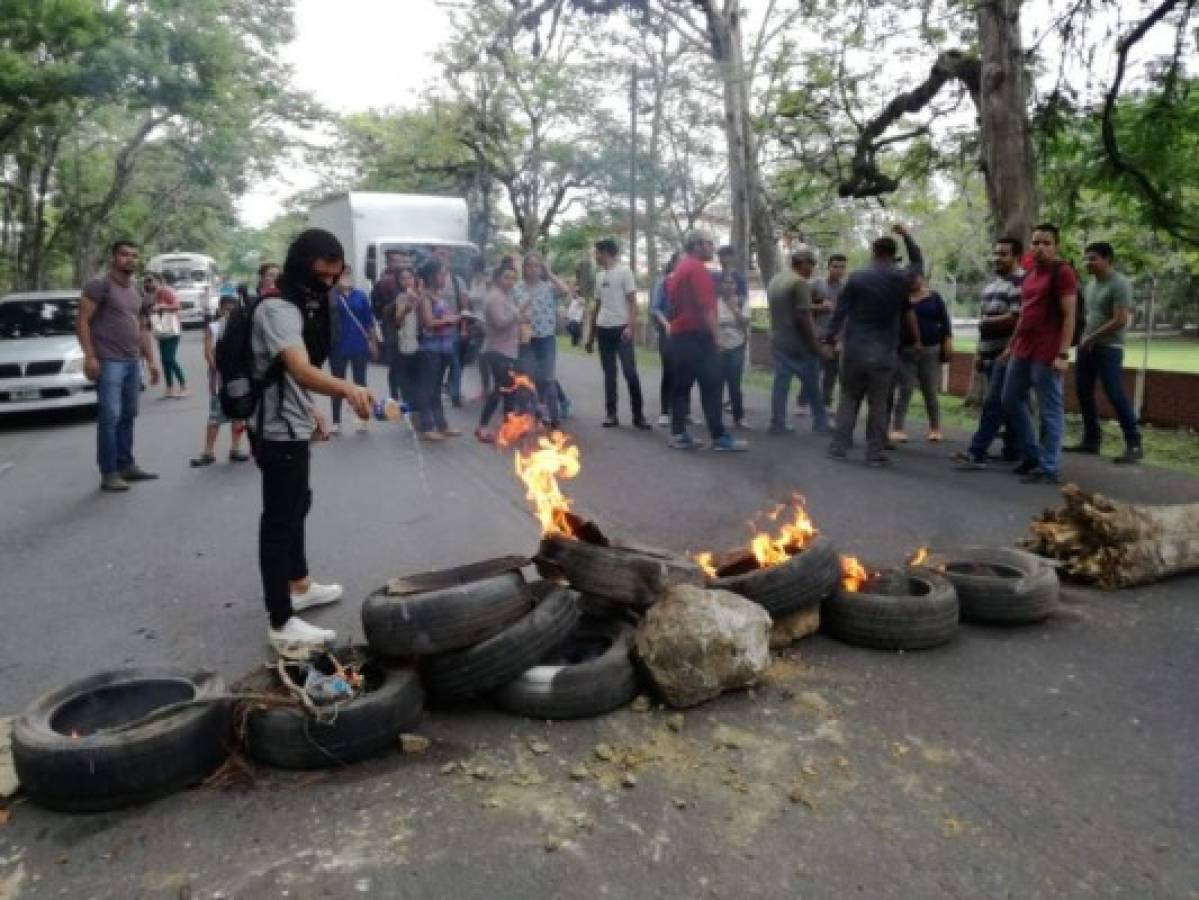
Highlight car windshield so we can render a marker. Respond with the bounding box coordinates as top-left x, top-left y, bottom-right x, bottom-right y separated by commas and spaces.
161, 267, 209, 287
0, 298, 79, 339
